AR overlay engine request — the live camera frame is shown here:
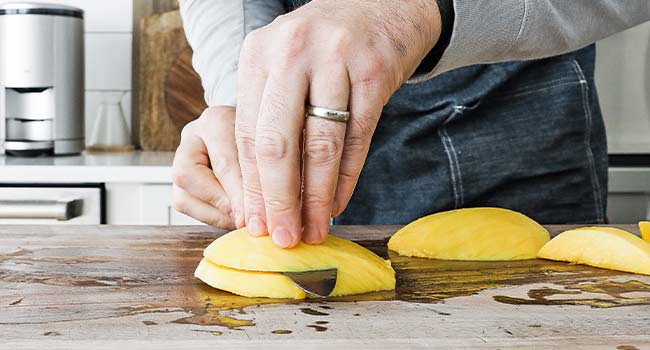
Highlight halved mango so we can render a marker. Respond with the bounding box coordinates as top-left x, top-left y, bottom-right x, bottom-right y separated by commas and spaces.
537, 227, 650, 275
196, 228, 396, 299
640, 221, 650, 242
195, 258, 307, 299
388, 207, 550, 260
